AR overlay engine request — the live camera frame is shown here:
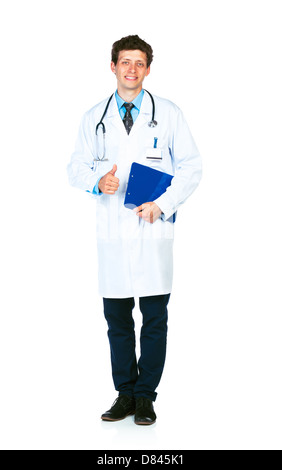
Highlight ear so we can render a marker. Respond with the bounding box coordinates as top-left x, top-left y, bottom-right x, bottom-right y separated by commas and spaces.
145, 66, 151, 77
111, 62, 116, 74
